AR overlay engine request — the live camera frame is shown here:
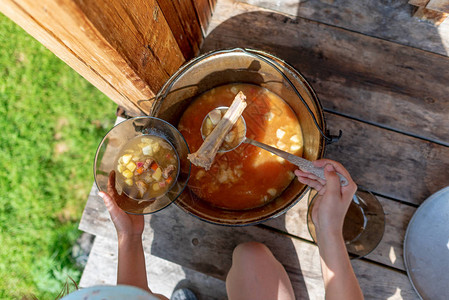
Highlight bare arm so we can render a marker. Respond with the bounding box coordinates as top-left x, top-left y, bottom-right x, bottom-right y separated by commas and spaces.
99, 171, 168, 300
317, 229, 363, 300
296, 160, 364, 300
